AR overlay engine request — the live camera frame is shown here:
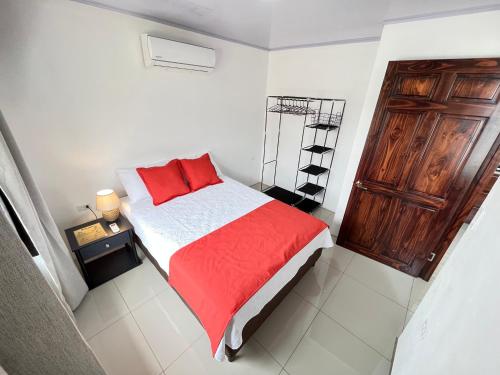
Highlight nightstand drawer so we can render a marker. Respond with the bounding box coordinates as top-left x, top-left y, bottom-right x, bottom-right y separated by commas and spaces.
80, 231, 130, 263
